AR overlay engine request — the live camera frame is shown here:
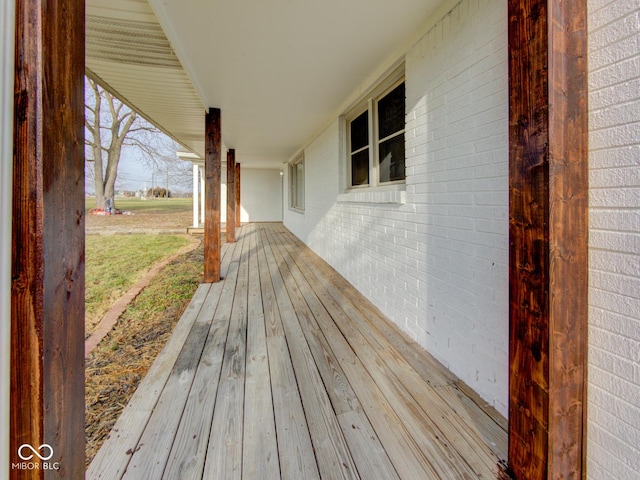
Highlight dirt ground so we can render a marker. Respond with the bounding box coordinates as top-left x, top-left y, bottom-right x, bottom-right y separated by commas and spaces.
85, 210, 192, 234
